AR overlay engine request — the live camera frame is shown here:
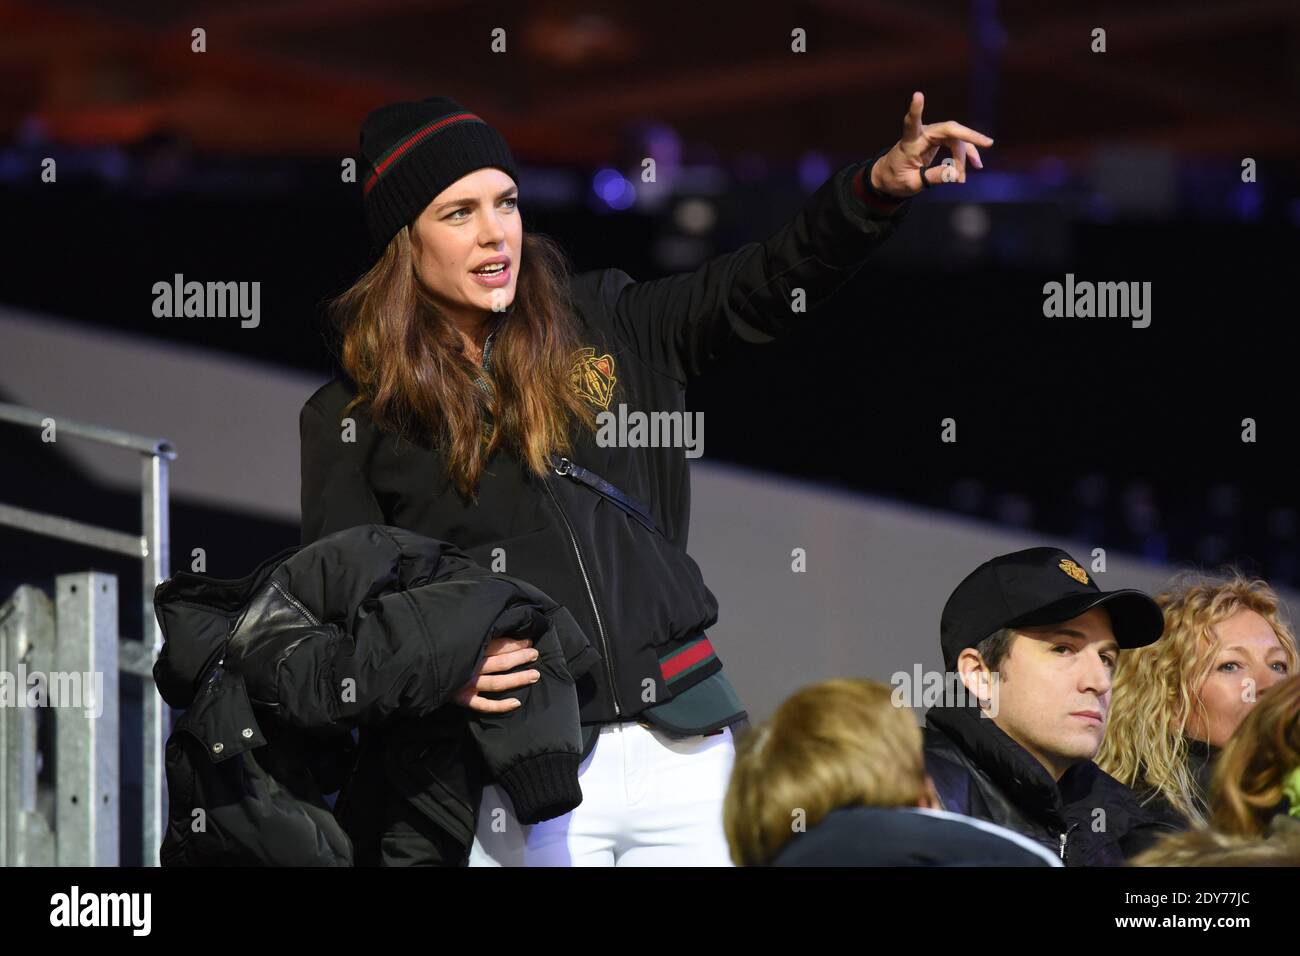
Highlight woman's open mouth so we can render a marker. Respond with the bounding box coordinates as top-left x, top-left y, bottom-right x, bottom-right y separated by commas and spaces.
470, 263, 511, 287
